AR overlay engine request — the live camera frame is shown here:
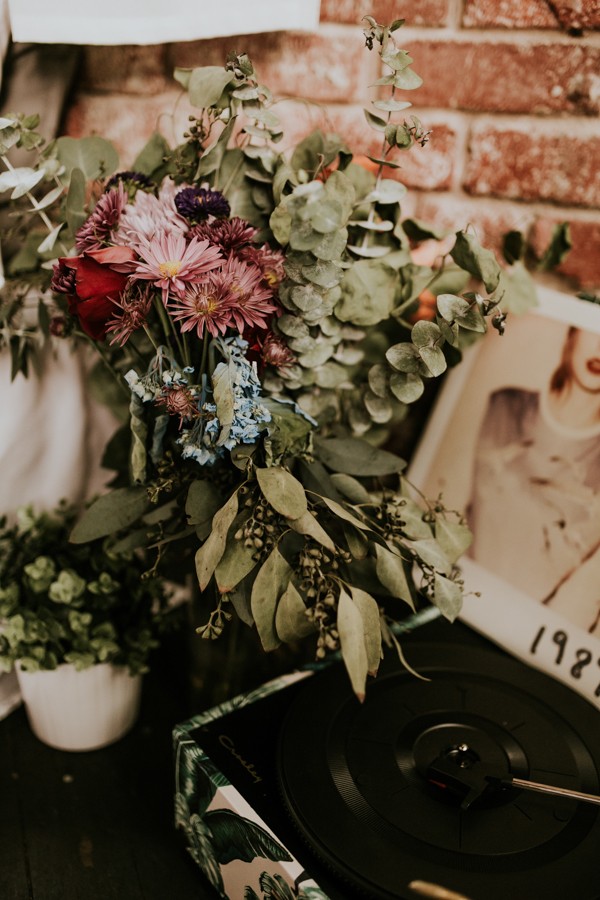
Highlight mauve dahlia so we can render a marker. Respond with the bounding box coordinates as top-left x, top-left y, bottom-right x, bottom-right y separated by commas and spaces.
75, 182, 127, 252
